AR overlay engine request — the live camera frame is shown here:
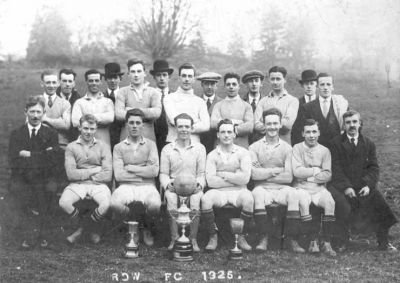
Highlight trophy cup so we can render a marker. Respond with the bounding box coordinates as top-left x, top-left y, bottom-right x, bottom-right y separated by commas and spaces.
123, 221, 139, 258
229, 218, 244, 260
171, 174, 197, 262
